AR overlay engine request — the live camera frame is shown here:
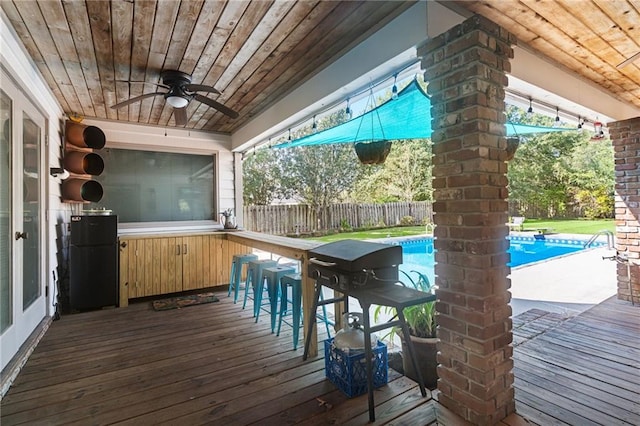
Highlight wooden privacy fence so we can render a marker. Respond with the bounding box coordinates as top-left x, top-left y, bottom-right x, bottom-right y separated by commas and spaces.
243, 202, 433, 236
